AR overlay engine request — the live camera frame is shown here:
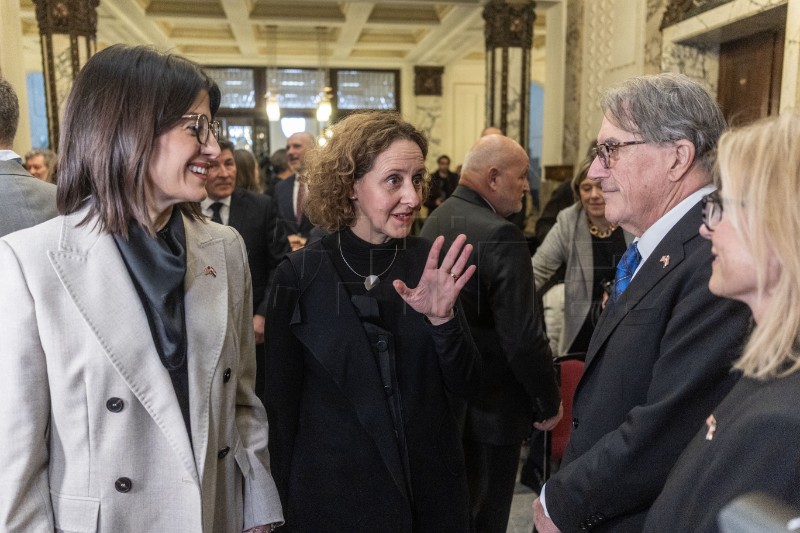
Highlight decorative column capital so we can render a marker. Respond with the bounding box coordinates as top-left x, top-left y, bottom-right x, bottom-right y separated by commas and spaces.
414, 66, 444, 96
33, 0, 100, 36
483, 0, 536, 51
